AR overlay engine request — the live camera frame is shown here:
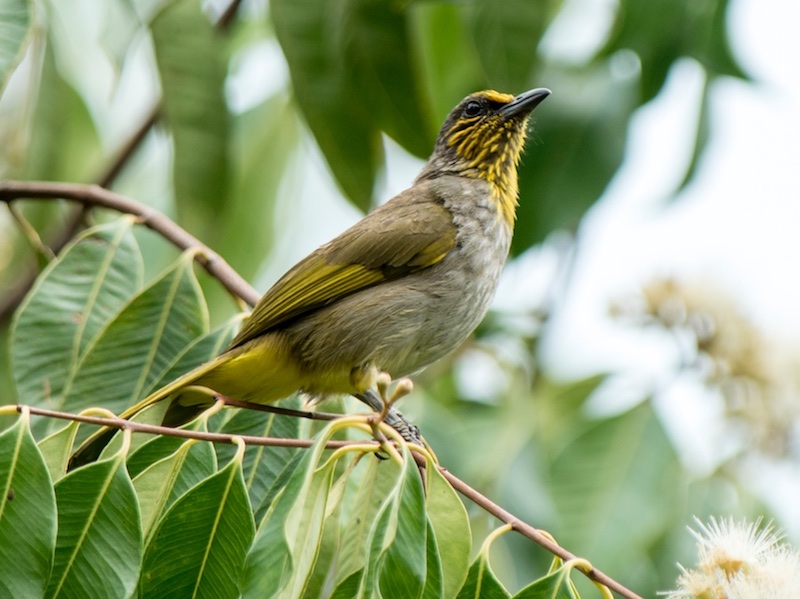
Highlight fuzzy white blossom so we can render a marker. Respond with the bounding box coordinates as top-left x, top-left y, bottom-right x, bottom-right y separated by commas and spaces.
611, 277, 800, 457
664, 516, 800, 598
